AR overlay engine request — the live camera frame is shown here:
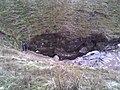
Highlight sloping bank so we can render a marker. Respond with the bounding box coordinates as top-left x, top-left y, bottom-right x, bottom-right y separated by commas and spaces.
0, 48, 120, 90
